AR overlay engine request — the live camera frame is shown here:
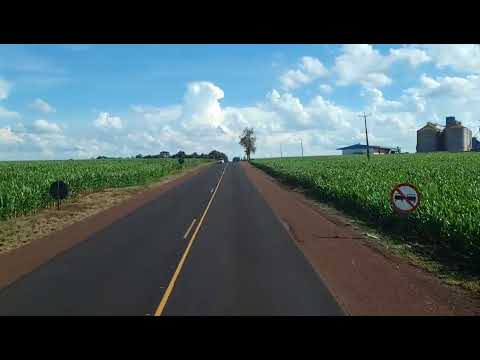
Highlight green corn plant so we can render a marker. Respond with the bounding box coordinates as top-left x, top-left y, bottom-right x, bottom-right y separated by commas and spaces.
0, 158, 208, 220
252, 152, 480, 261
